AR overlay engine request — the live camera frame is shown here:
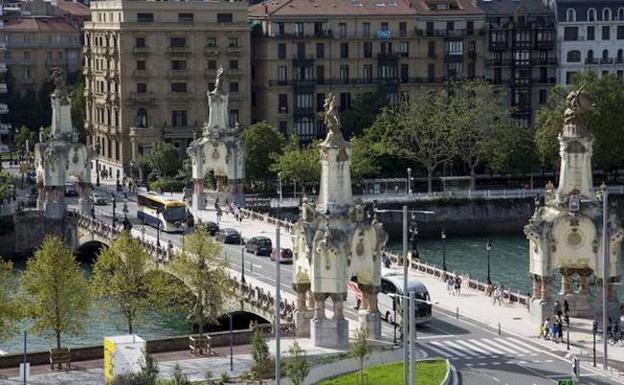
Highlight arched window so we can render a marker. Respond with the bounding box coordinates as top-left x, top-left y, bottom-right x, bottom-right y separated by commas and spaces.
618, 7, 624, 20
603, 8, 612, 21
567, 8, 576, 22
567, 50, 581, 62
603, 49, 609, 59
618, 49, 623, 62
587, 49, 594, 60
136, 108, 148, 128
587, 8, 596, 21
